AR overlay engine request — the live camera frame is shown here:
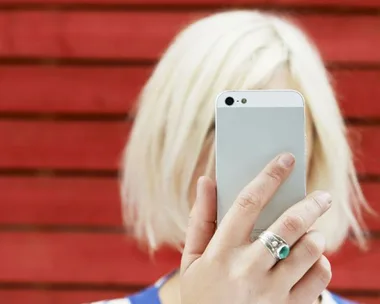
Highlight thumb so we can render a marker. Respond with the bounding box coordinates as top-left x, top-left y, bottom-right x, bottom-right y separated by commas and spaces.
181, 176, 217, 271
